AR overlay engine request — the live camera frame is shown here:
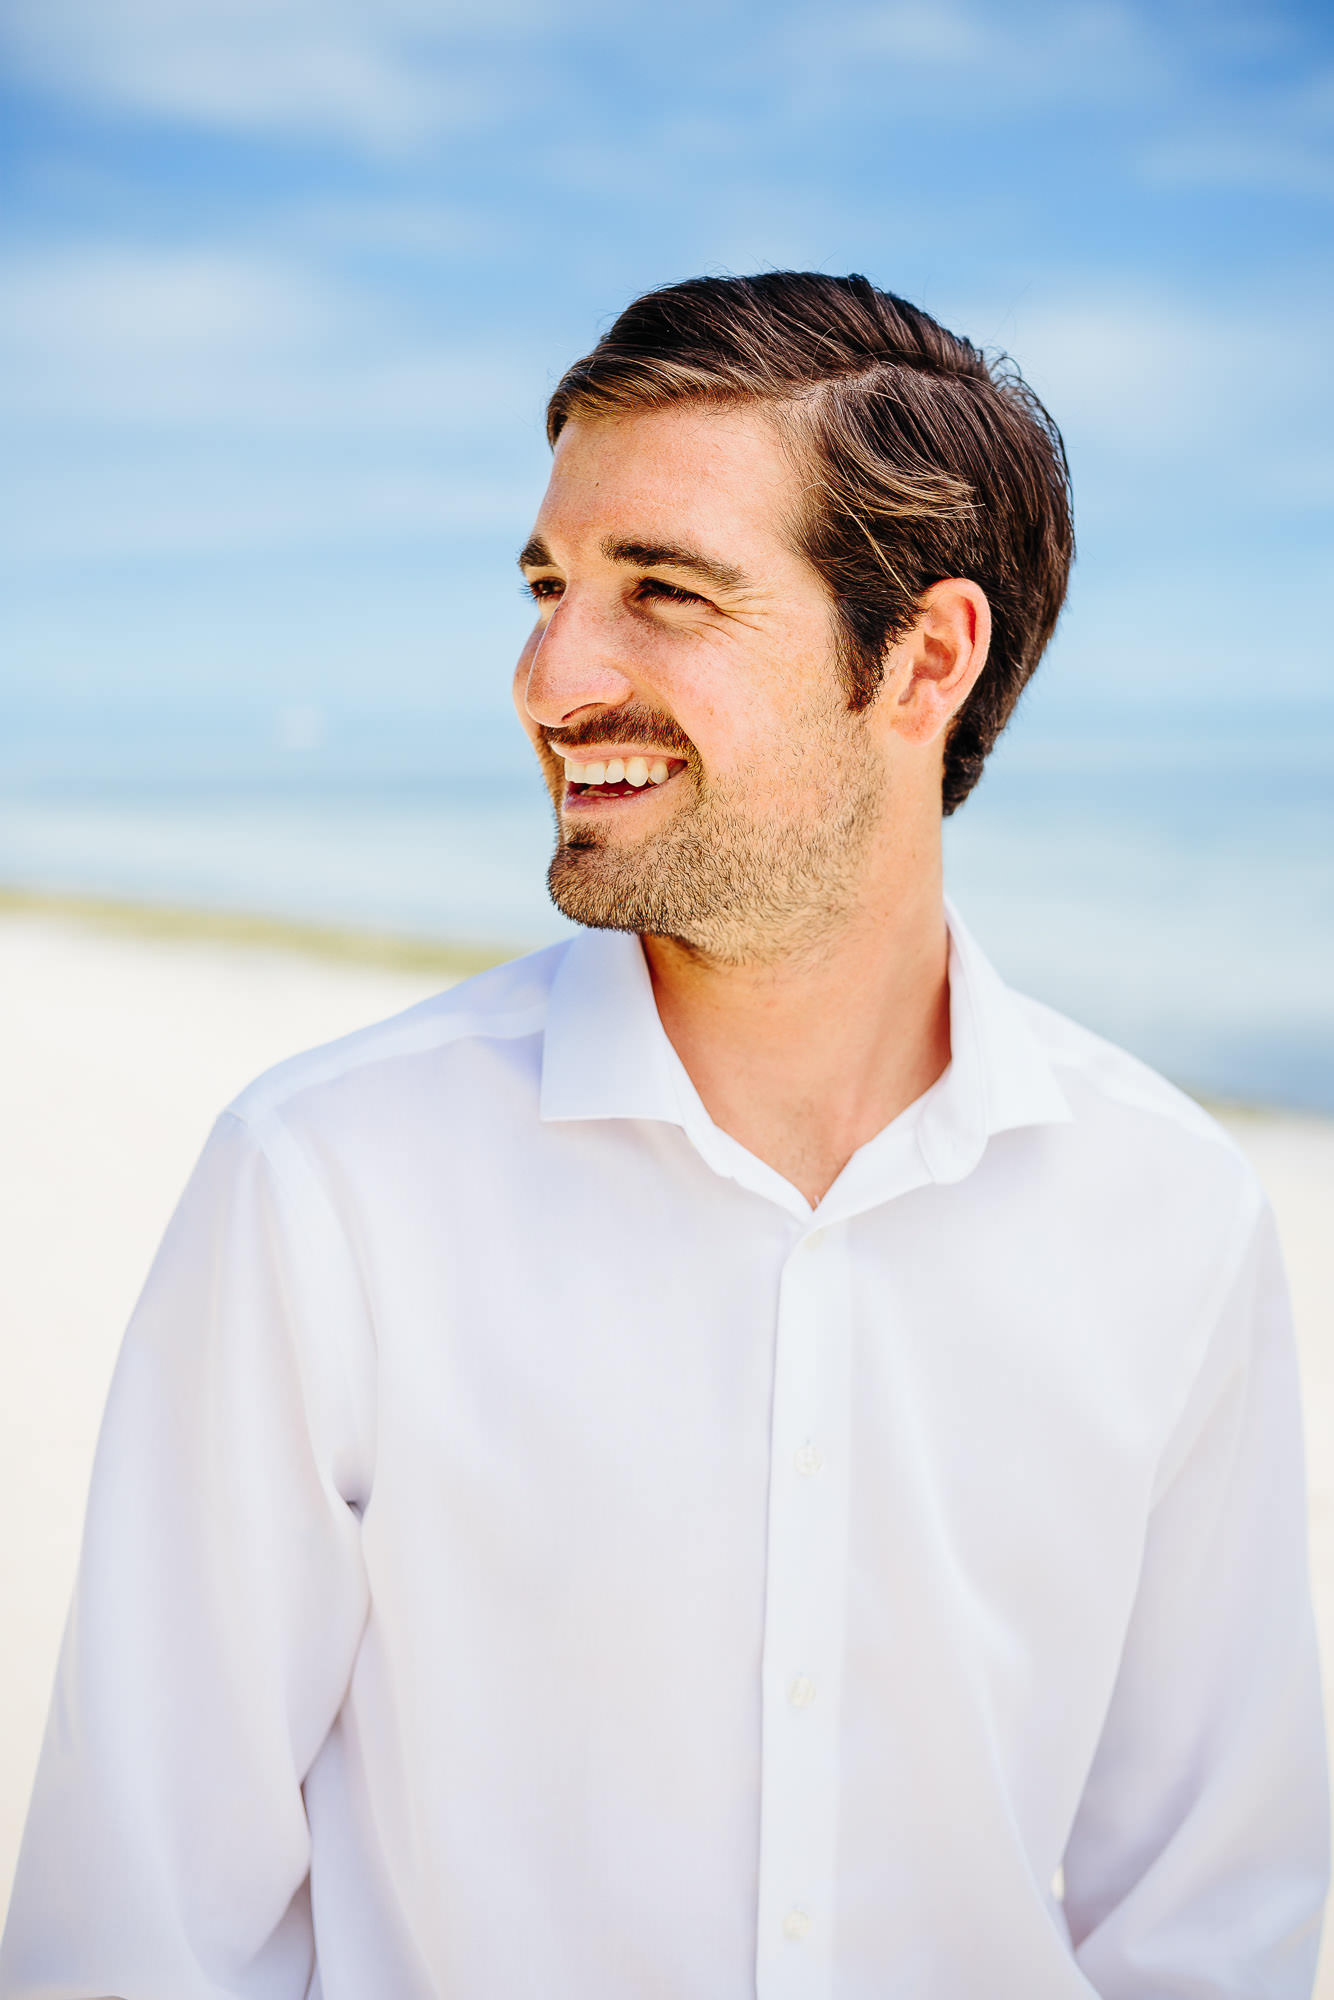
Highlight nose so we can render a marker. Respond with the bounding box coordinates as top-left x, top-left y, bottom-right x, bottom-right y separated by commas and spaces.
517, 589, 637, 733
